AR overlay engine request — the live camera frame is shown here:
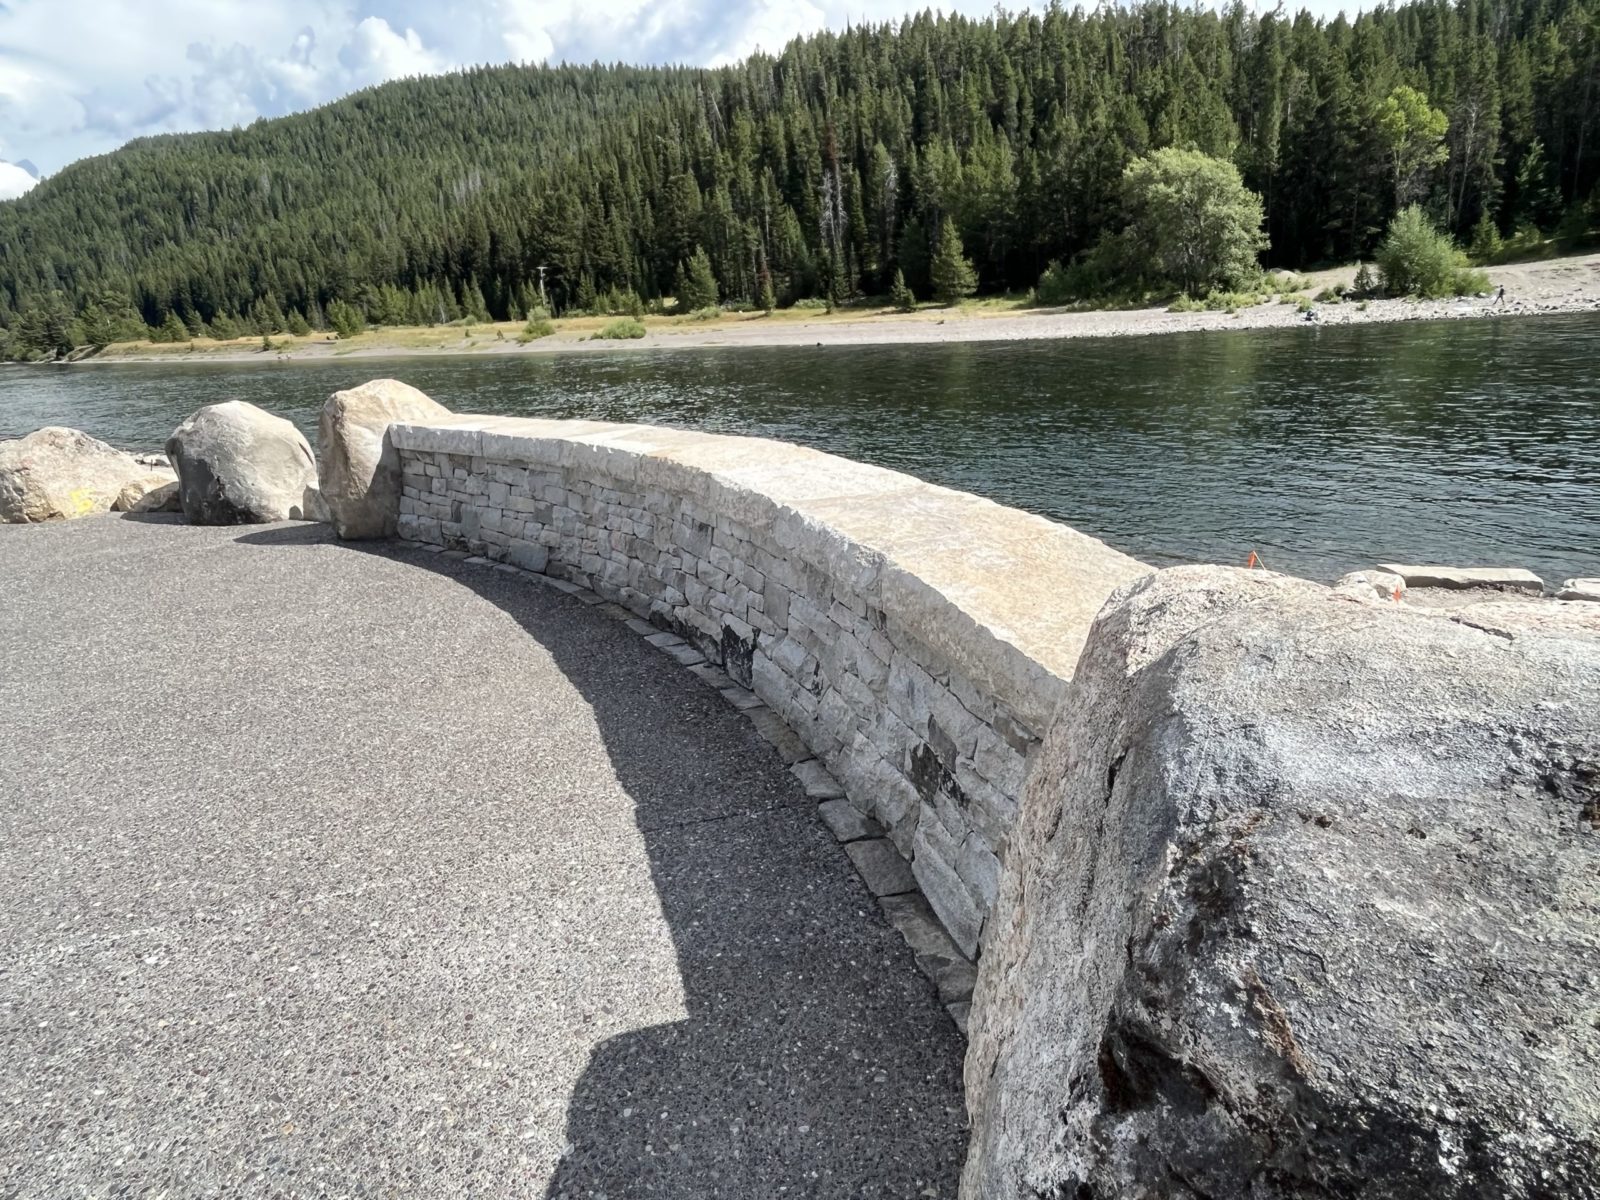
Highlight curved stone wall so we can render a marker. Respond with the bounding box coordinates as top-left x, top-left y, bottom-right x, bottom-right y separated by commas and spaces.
390, 415, 1149, 959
